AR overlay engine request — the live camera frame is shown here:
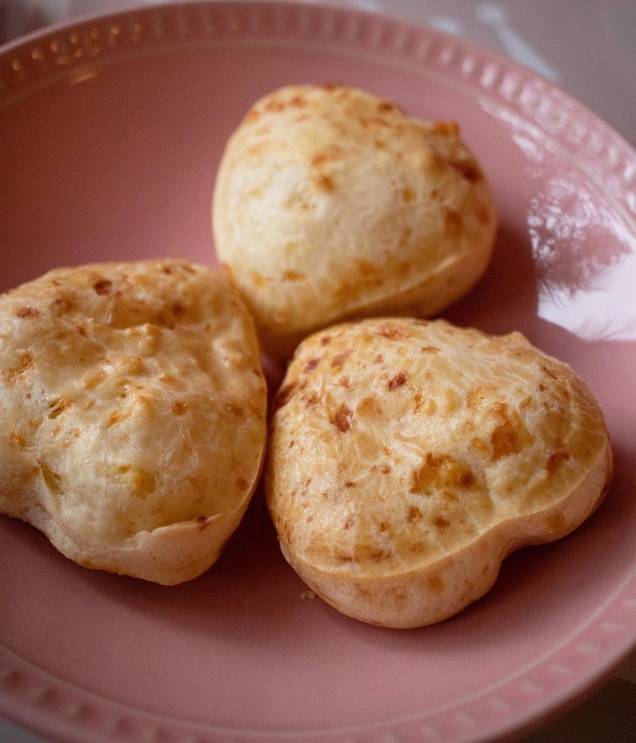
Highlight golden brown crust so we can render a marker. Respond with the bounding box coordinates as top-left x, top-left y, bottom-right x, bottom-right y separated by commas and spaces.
0, 260, 267, 584
213, 85, 497, 356
266, 318, 612, 627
